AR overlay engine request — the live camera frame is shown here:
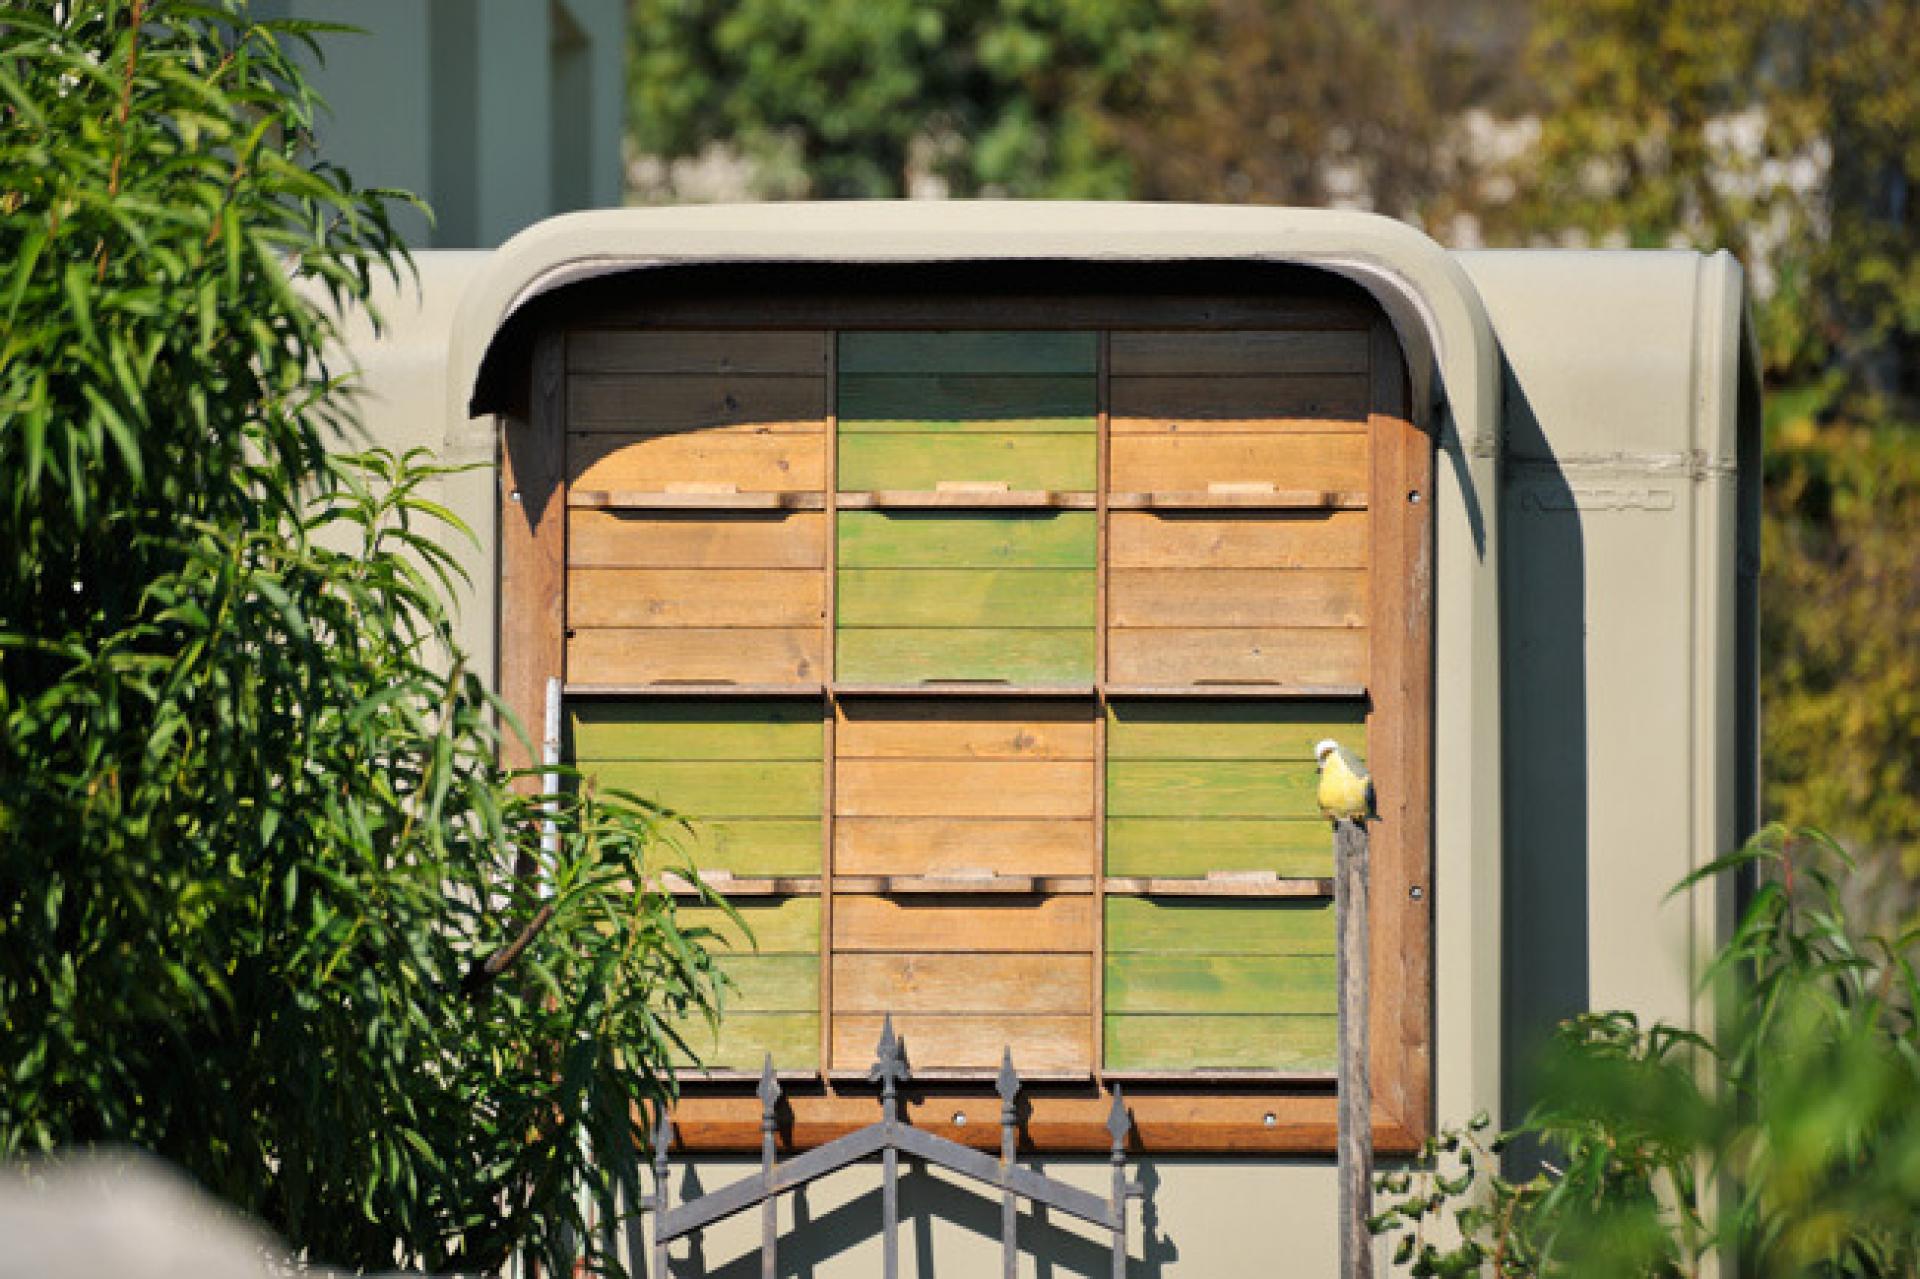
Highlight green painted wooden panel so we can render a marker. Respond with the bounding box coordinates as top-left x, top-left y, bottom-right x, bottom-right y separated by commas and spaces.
674, 898, 820, 954
838, 434, 1096, 491
838, 331, 1097, 375
1104, 1014, 1337, 1072
586, 761, 821, 818
661, 818, 822, 877
837, 569, 1096, 629
839, 375, 1097, 427
1105, 818, 1331, 877
837, 628, 1096, 684
1106, 701, 1365, 761
1105, 898, 1334, 955
1106, 760, 1320, 819
671, 1012, 820, 1071
569, 700, 823, 761
715, 955, 821, 1012
838, 512, 1096, 569
1105, 954, 1335, 1015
